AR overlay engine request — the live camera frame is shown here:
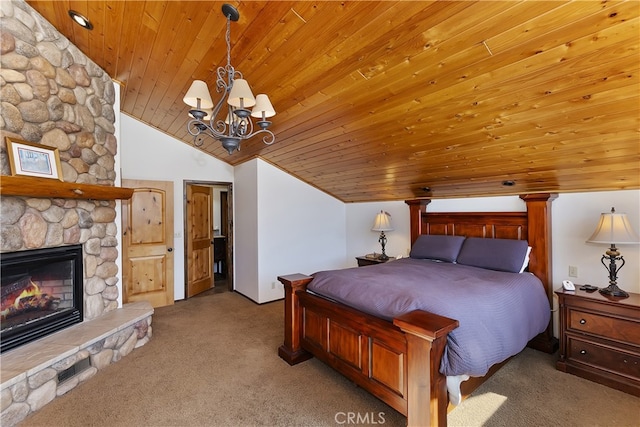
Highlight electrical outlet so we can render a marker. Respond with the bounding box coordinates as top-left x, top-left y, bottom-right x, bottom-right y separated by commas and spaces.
568, 266, 578, 278
271, 282, 276, 290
